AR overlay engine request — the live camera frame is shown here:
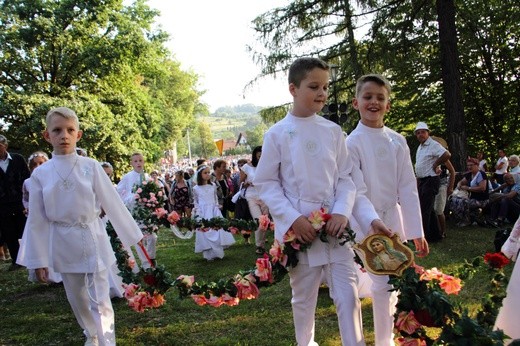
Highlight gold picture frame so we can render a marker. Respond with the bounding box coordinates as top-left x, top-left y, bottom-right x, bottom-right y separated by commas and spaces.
353, 234, 414, 276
